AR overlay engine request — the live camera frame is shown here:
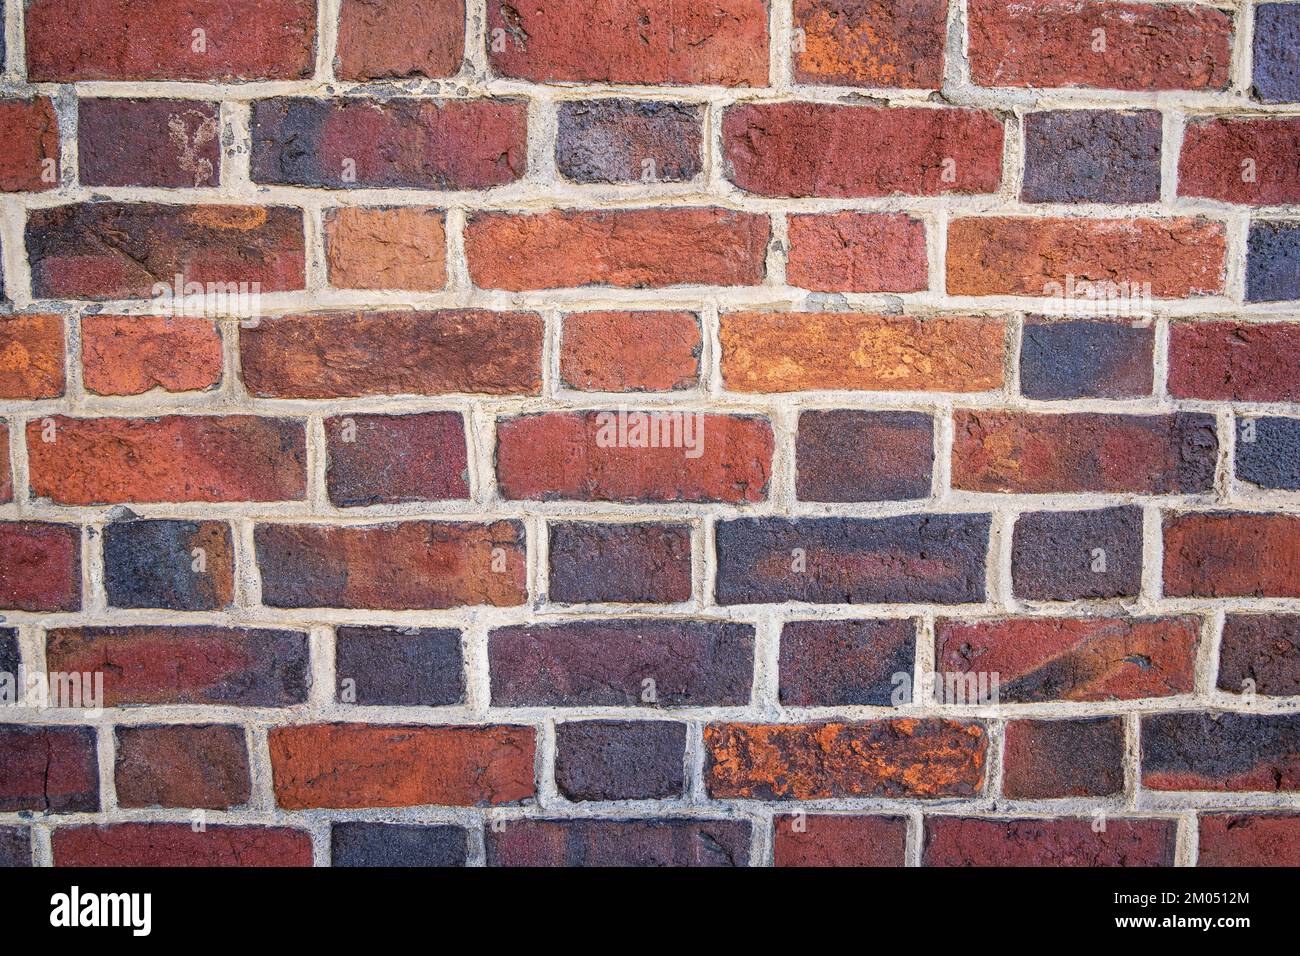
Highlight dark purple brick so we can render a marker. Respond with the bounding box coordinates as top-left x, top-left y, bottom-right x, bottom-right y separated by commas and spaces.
1218, 614, 1300, 697
1019, 317, 1155, 400
0, 725, 99, 813
1247, 221, 1300, 302
1253, 4, 1300, 103
779, 619, 915, 706
0, 628, 18, 683
1142, 712, 1300, 791
1236, 417, 1300, 490
489, 619, 754, 707
1011, 506, 1143, 601
1003, 717, 1125, 798
486, 819, 751, 866
103, 519, 234, 611
715, 515, 989, 605
557, 99, 703, 184
331, 822, 468, 867
554, 720, 686, 801
78, 99, 221, 187
1022, 110, 1162, 203
548, 522, 692, 604
796, 410, 934, 502
0, 827, 30, 867
334, 626, 464, 706
326, 412, 469, 507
